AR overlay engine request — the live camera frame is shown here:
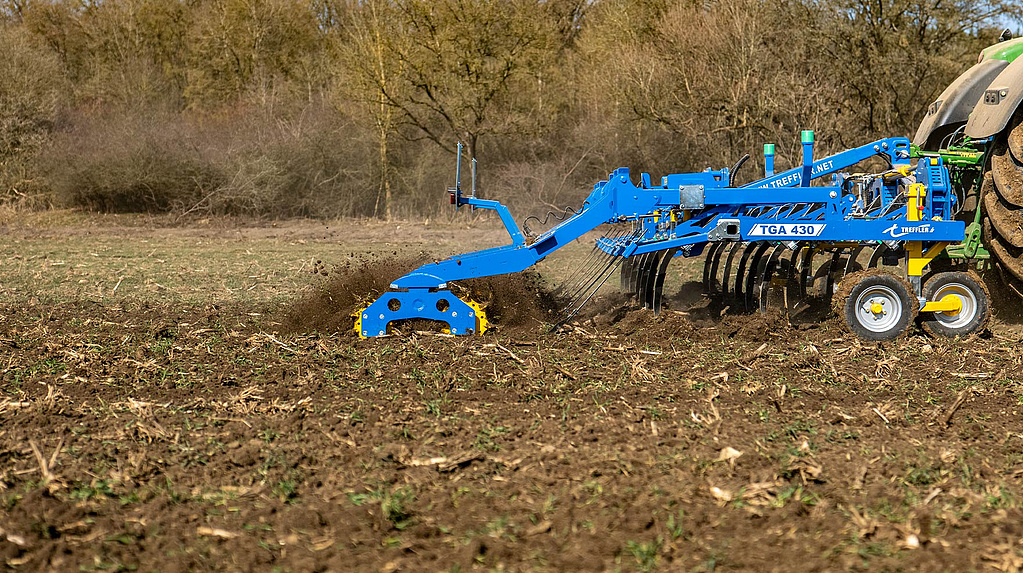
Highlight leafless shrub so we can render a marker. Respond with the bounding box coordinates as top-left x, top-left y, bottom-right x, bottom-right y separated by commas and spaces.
0, 26, 67, 204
